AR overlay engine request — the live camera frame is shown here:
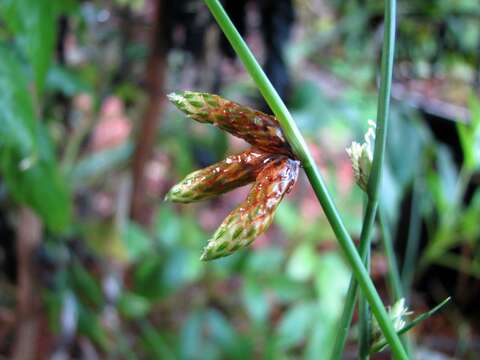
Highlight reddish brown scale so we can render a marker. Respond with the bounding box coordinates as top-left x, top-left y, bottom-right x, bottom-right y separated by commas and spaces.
166, 148, 274, 203
211, 102, 293, 157
201, 156, 300, 260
